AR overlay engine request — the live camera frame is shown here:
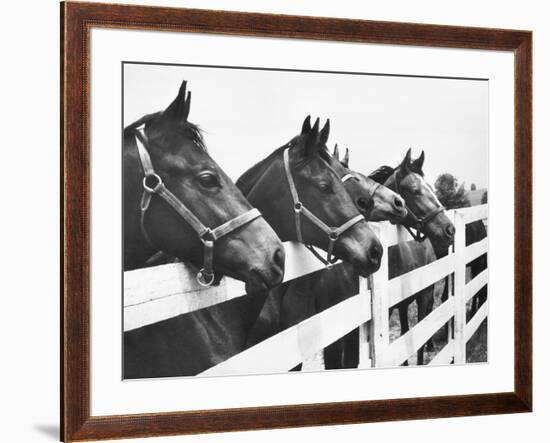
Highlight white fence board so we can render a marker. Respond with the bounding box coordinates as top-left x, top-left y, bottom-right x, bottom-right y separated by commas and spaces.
368, 224, 391, 367
387, 254, 455, 308
381, 223, 415, 247
429, 340, 454, 366
465, 301, 489, 342
124, 242, 333, 331
381, 299, 455, 367
357, 278, 372, 368
453, 211, 467, 364
201, 291, 371, 376
466, 269, 488, 303
461, 204, 488, 224
465, 238, 488, 263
